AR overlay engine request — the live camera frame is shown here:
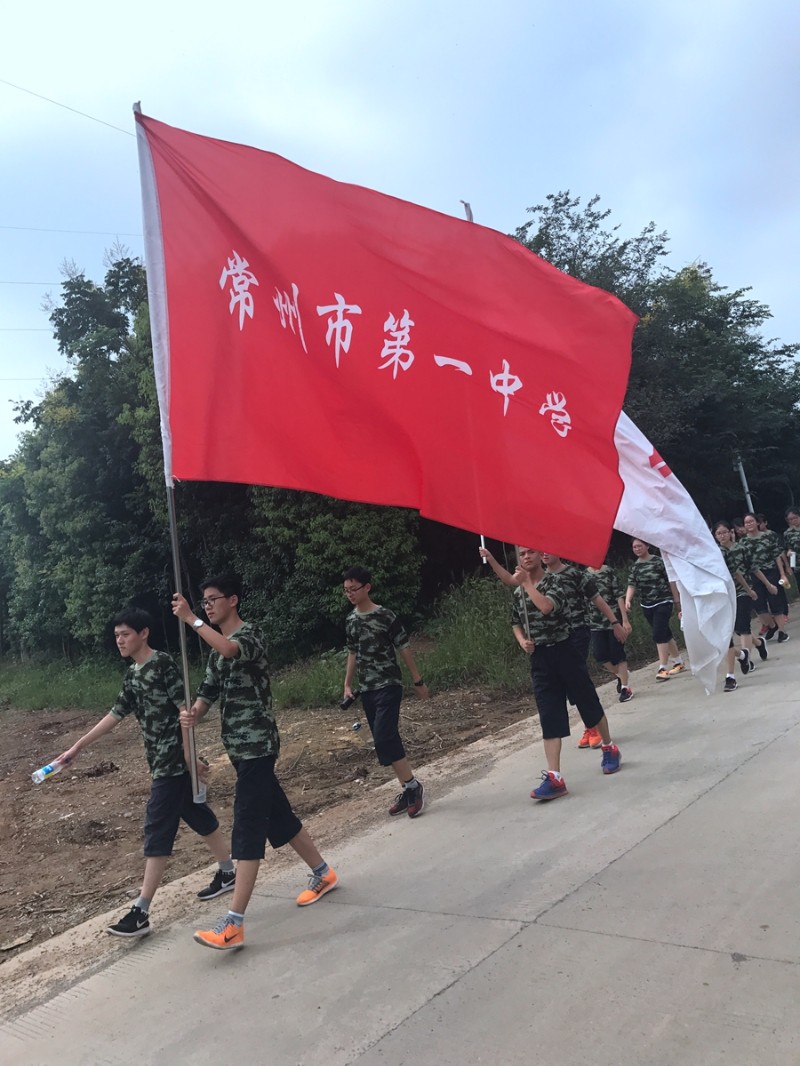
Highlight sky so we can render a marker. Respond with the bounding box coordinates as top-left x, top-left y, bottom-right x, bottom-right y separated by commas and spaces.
1, 0, 798, 460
